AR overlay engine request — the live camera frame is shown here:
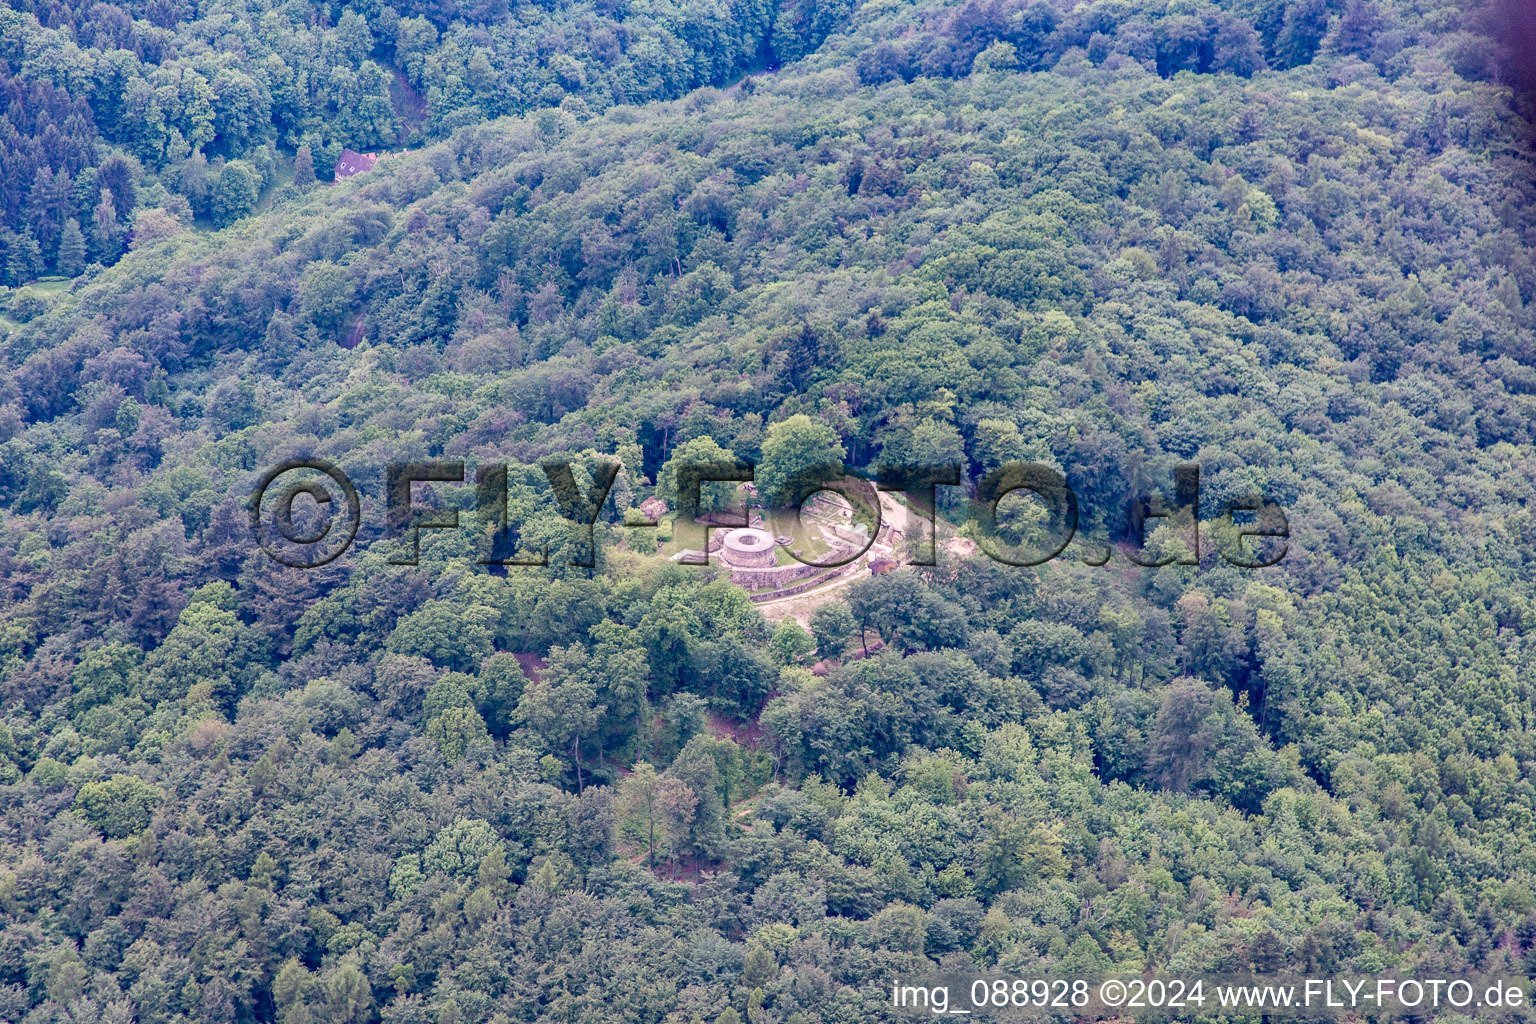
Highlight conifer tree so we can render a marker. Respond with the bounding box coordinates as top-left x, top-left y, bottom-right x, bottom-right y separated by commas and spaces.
292, 145, 316, 188
56, 218, 86, 277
